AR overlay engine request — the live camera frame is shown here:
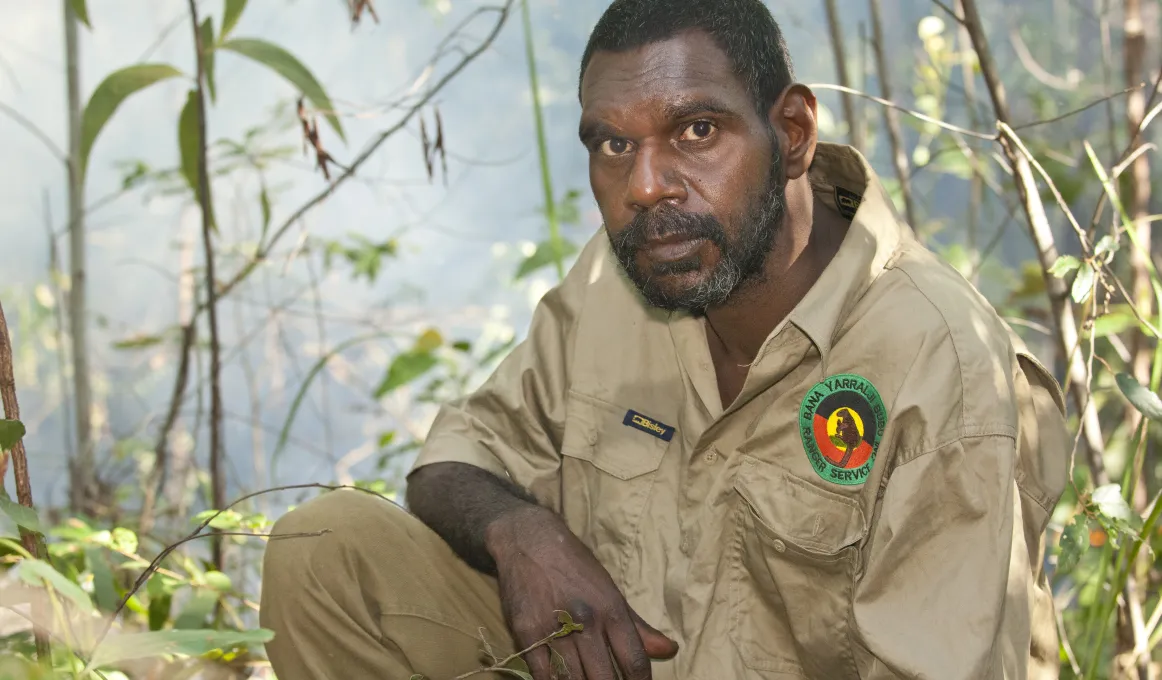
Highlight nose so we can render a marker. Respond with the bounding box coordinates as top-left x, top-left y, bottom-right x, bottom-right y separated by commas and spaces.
626, 144, 686, 212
